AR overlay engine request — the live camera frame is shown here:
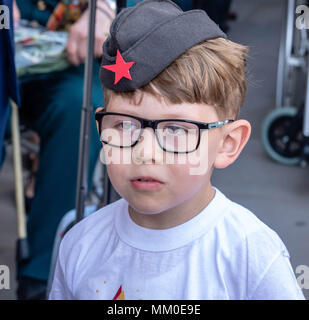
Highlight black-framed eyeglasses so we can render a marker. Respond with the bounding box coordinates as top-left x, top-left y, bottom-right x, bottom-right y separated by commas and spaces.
95, 110, 234, 154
